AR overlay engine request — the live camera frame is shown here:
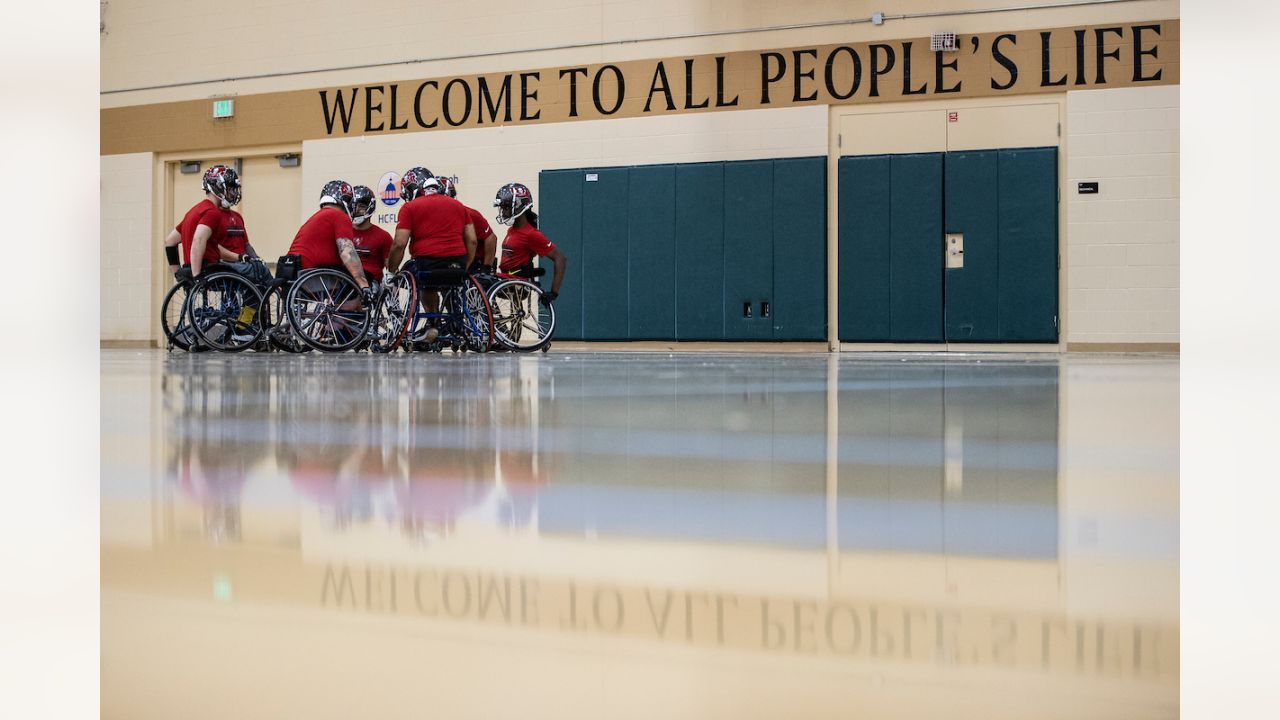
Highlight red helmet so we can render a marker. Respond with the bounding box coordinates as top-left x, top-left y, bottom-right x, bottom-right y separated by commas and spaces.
202, 165, 241, 209
437, 176, 458, 198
